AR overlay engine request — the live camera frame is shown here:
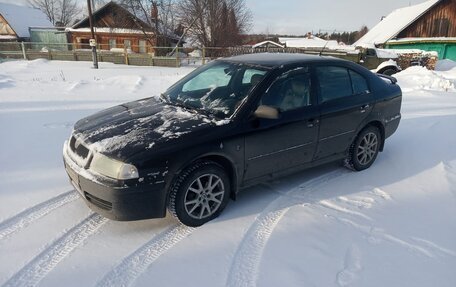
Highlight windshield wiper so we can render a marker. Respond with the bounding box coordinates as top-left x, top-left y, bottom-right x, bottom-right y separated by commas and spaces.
159, 93, 169, 103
